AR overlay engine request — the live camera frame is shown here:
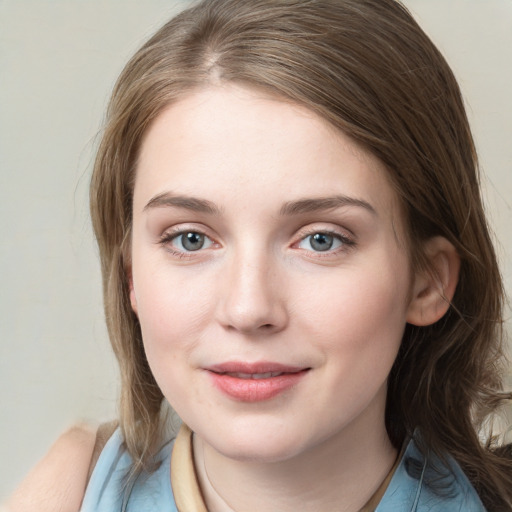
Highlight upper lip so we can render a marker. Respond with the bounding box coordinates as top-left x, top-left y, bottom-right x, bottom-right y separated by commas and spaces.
206, 361, 308, 374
